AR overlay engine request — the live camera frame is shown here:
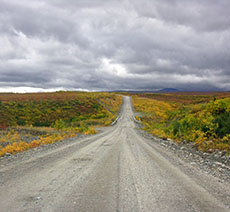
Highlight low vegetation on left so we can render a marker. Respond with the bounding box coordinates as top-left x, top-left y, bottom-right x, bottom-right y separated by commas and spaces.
0, 92, 122, 157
